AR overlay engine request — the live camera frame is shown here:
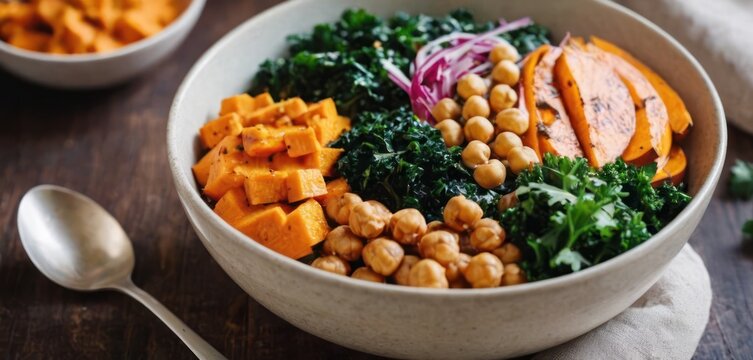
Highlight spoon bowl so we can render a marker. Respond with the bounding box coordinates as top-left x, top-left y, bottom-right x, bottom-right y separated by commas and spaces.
17, 185, 225, 360
18, 185, 134, 291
